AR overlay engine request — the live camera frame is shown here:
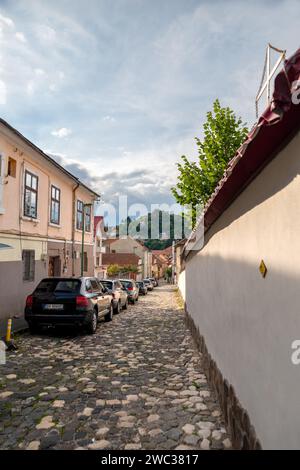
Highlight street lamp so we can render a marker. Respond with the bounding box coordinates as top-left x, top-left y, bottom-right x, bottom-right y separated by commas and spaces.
81, 203, 92, 277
